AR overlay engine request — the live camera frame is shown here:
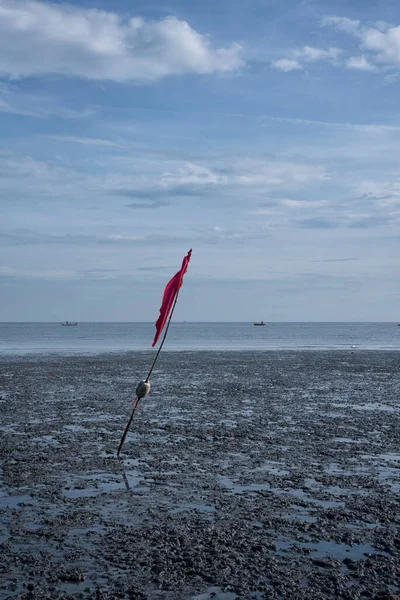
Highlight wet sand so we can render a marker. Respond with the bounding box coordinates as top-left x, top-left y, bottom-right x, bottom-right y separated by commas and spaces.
0, 350, 399, 599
